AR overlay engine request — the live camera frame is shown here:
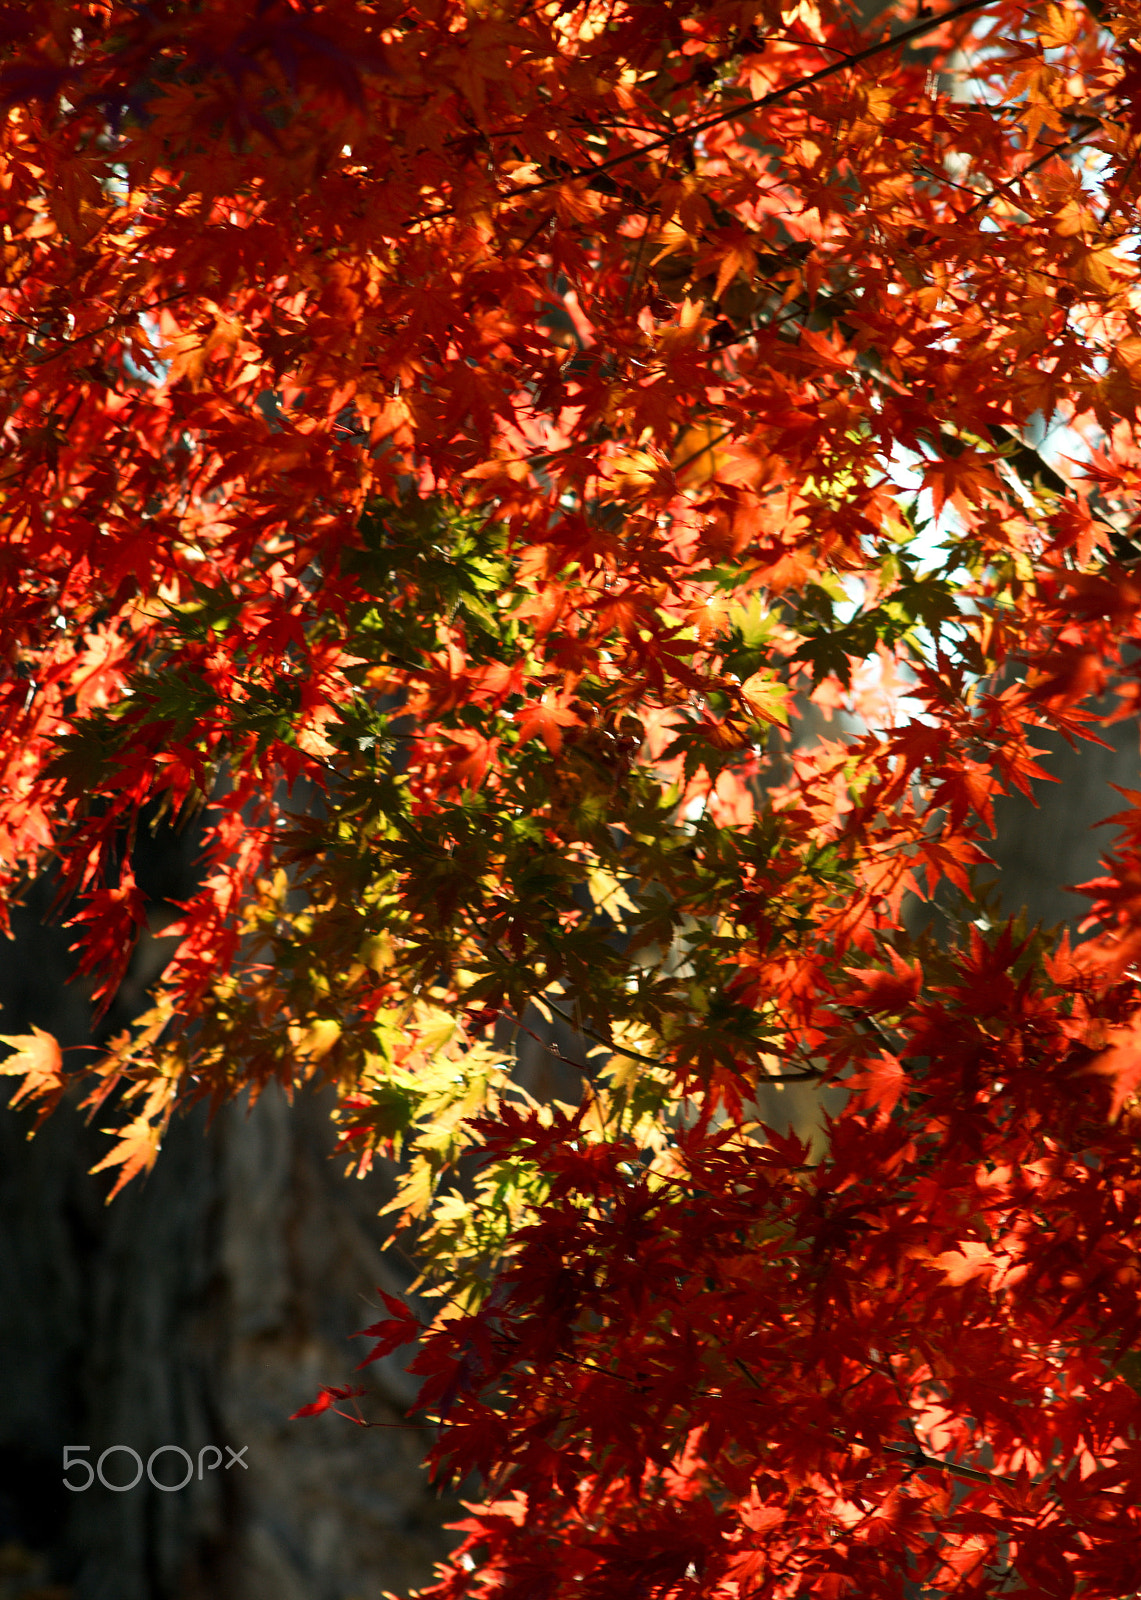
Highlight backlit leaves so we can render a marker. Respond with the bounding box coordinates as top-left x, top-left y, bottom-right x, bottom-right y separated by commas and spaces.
4, 0, 1141, 1593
